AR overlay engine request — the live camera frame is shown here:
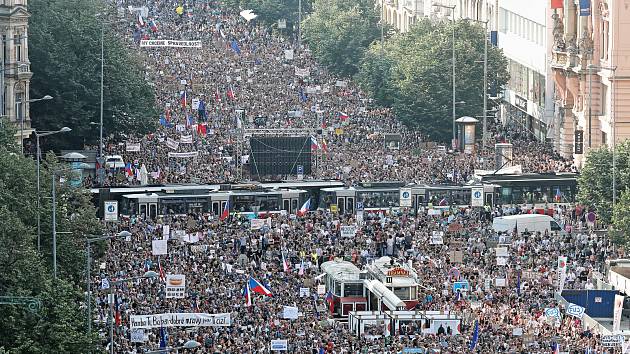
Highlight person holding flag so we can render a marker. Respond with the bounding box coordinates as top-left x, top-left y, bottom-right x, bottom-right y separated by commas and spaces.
297, 198, 311, 217
469, 320, 479, 351
220, 201, 230, 221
